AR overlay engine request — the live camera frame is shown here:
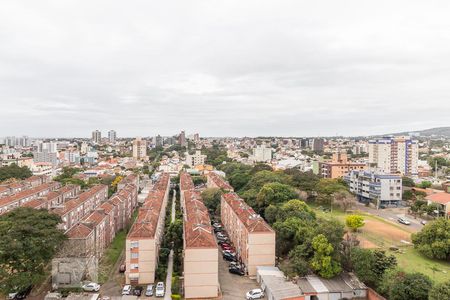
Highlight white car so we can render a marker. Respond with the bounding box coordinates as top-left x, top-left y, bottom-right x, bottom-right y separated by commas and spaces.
155, 282, 165, 297
82, 282, 100, 292
122, 285, 132, 295
398, 217, 411, 225
246, 288, 264, 300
